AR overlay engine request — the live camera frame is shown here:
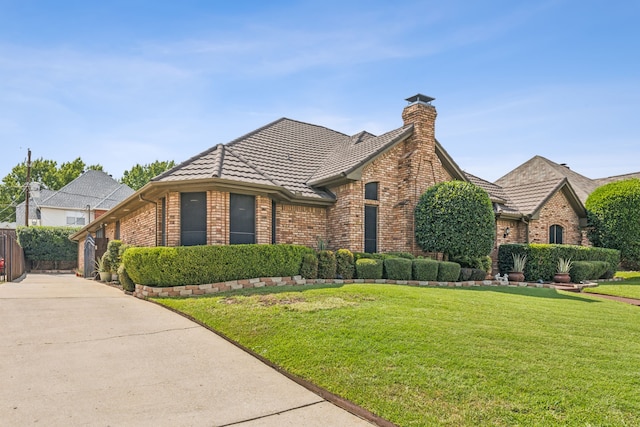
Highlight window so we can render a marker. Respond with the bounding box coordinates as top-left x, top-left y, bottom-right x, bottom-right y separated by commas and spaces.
115, 221, 120, 240
549, 224, 564, 244
230, 194, 256, 244
66, 211, 85, 225
180, 192, 207, 246
365, 182, 379, 201
364, 205, 378, 253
